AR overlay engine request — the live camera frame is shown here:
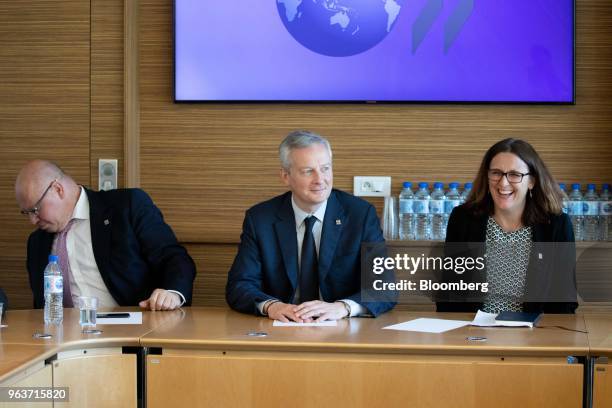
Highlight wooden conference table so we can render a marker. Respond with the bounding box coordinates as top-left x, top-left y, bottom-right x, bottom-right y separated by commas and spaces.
0, 308, 177, 407
0, 308, 609, 408
584, 314, 612, 408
